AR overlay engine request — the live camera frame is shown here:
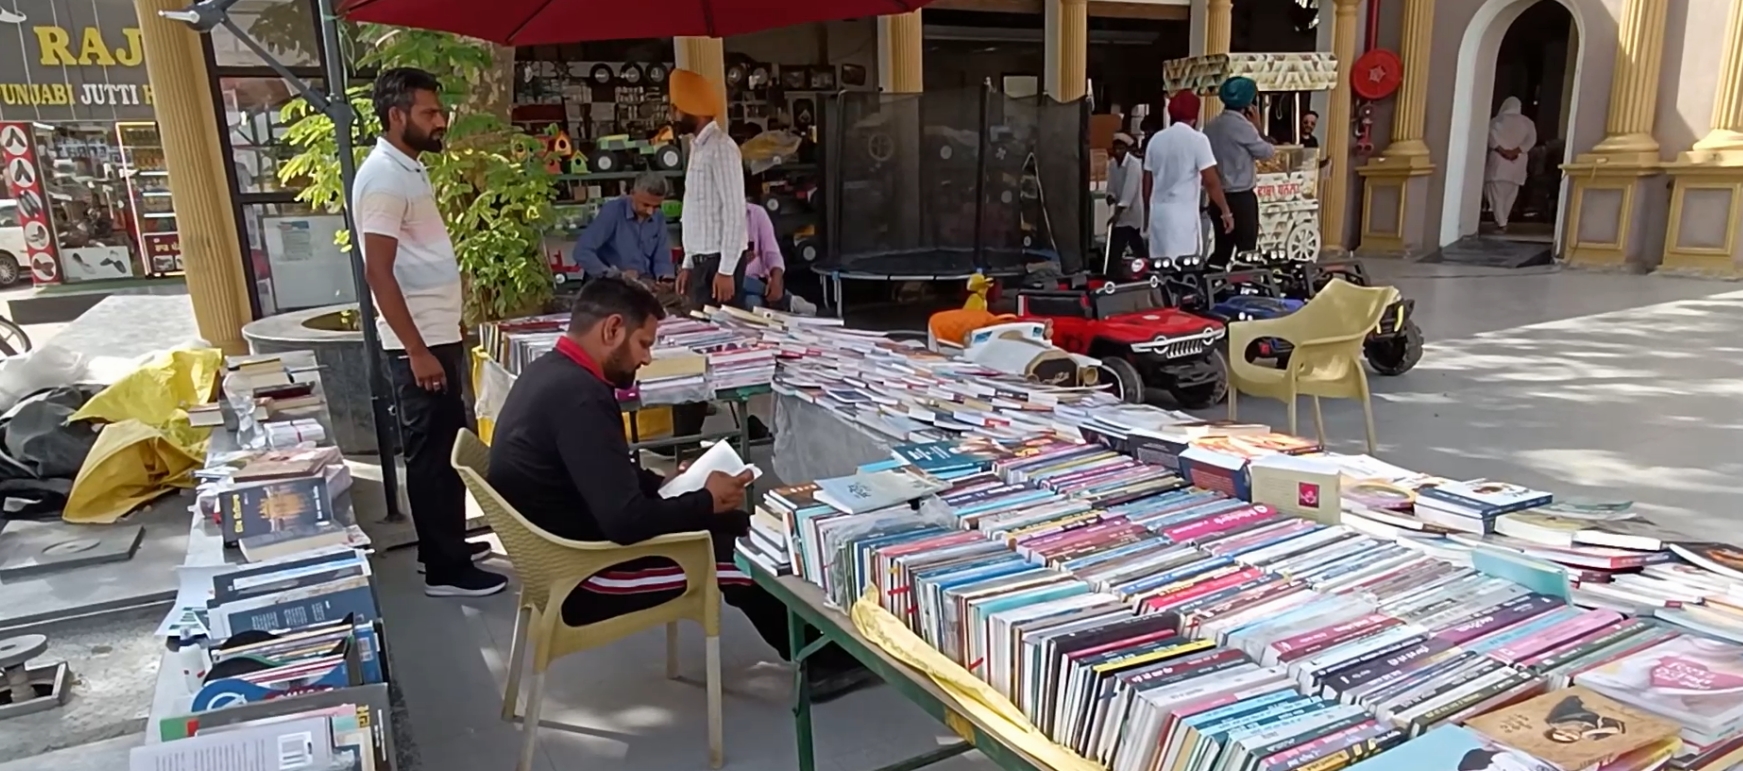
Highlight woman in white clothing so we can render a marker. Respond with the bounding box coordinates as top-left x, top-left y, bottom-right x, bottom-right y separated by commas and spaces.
1484, 97, 1537, 231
